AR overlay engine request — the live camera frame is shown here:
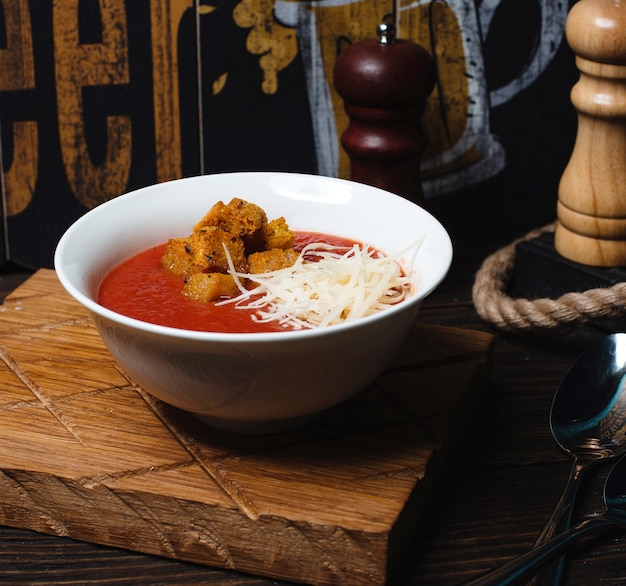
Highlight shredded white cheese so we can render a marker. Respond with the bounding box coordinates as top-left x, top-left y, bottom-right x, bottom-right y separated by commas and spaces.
218, 238, 423, 330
